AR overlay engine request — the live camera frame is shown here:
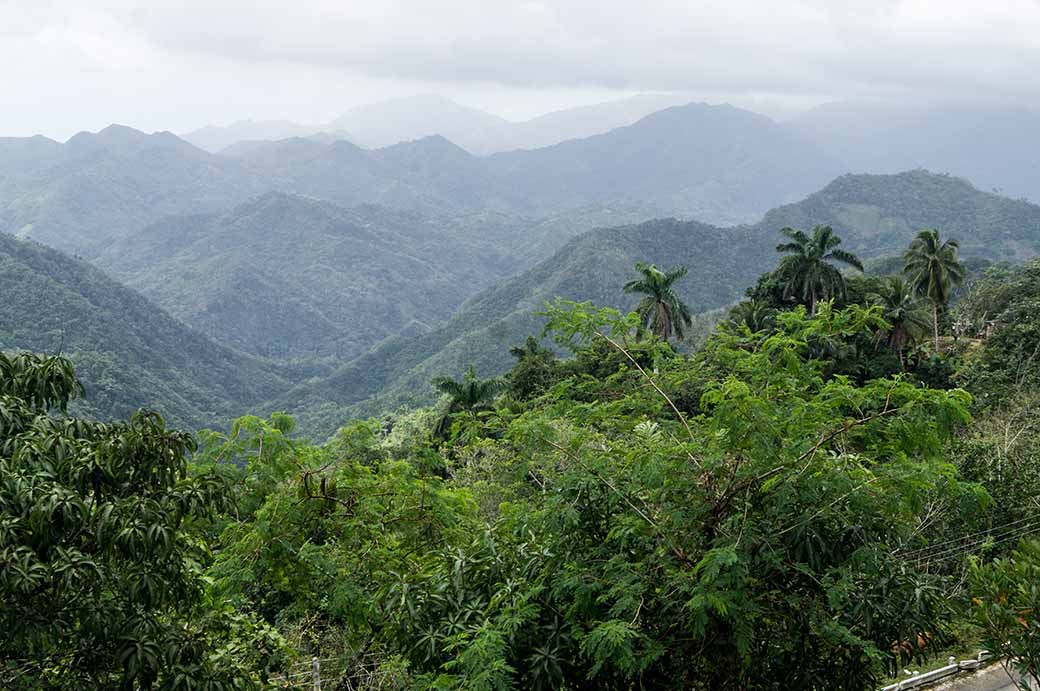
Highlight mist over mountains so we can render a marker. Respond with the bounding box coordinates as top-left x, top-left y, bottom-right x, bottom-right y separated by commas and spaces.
182, 93, 692, 154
